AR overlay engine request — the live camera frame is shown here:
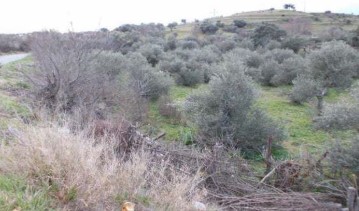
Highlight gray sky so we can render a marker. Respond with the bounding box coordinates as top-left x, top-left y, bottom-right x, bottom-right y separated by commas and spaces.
1, 0, 359, 34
